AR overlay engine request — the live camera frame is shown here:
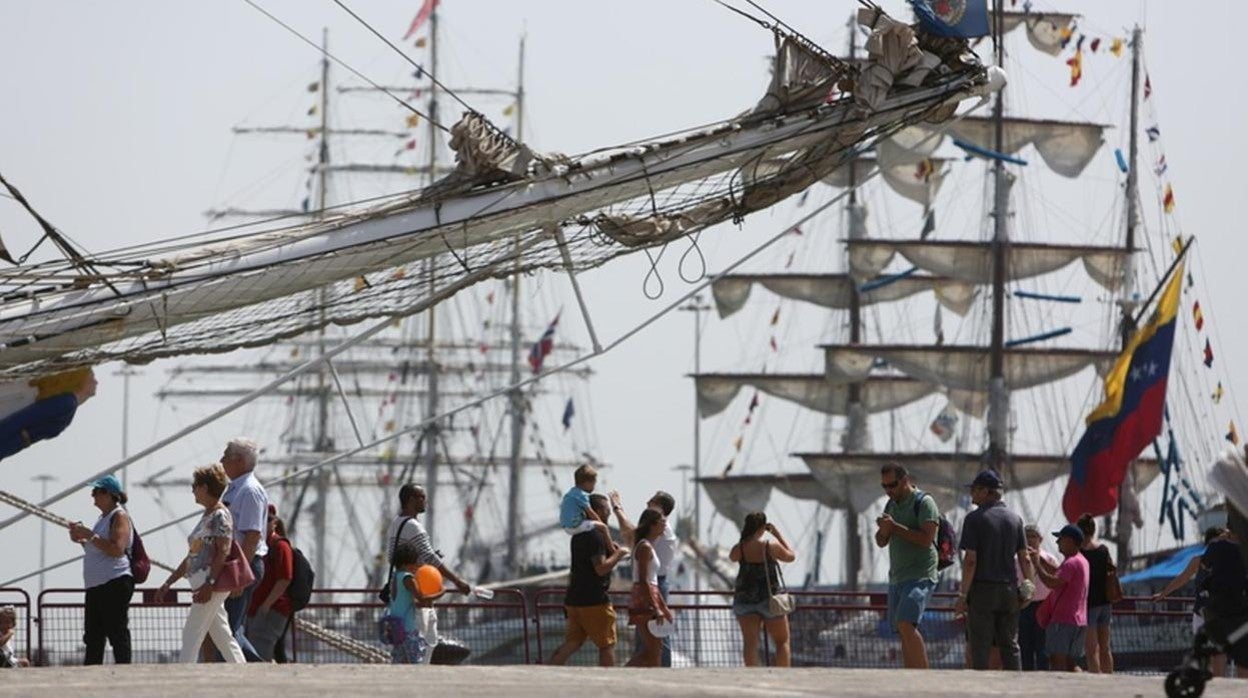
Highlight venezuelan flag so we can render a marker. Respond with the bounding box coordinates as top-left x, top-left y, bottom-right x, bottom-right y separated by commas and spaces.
1063, 265, 1183, 521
